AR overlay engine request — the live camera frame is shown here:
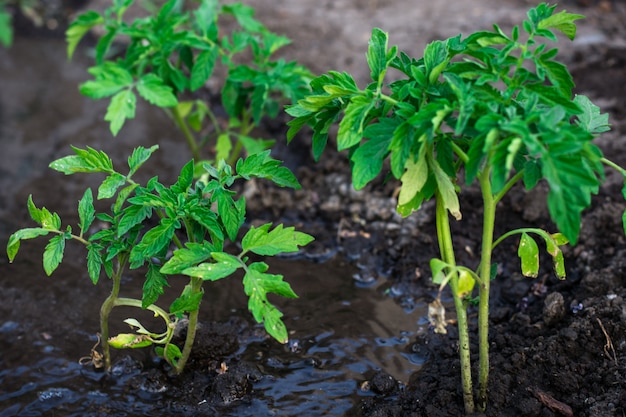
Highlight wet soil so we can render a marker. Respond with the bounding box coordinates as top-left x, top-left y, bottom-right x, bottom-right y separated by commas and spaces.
2, 0, 626, 416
